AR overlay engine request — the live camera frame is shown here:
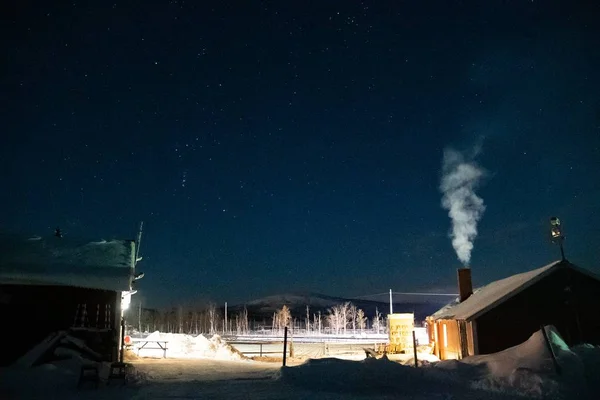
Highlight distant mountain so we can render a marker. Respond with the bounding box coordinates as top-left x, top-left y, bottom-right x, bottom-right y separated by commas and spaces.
227, 292, 448, 323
